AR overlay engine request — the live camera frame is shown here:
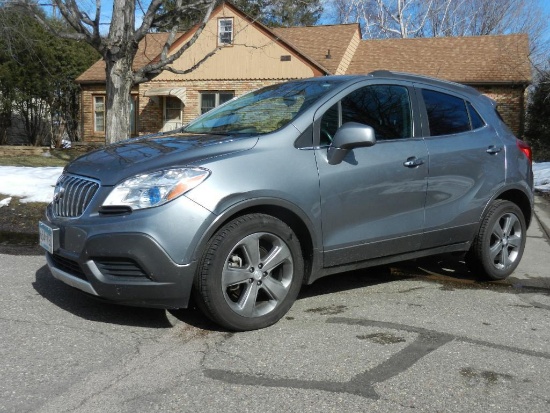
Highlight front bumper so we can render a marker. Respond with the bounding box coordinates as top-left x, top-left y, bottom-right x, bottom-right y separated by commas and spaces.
42, 195, 214, 309
45, 232, 198, 308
